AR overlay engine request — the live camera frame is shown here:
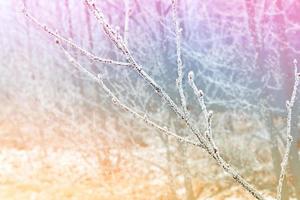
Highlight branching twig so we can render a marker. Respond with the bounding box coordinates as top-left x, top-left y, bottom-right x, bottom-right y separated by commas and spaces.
84, 0, 206, 146
23, 8, 130, 67
188, 71, 217, 152
276, 59, 300, 200
84, 1, 267, 199
188, 71, 266, 200
59, 43, 202, 148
